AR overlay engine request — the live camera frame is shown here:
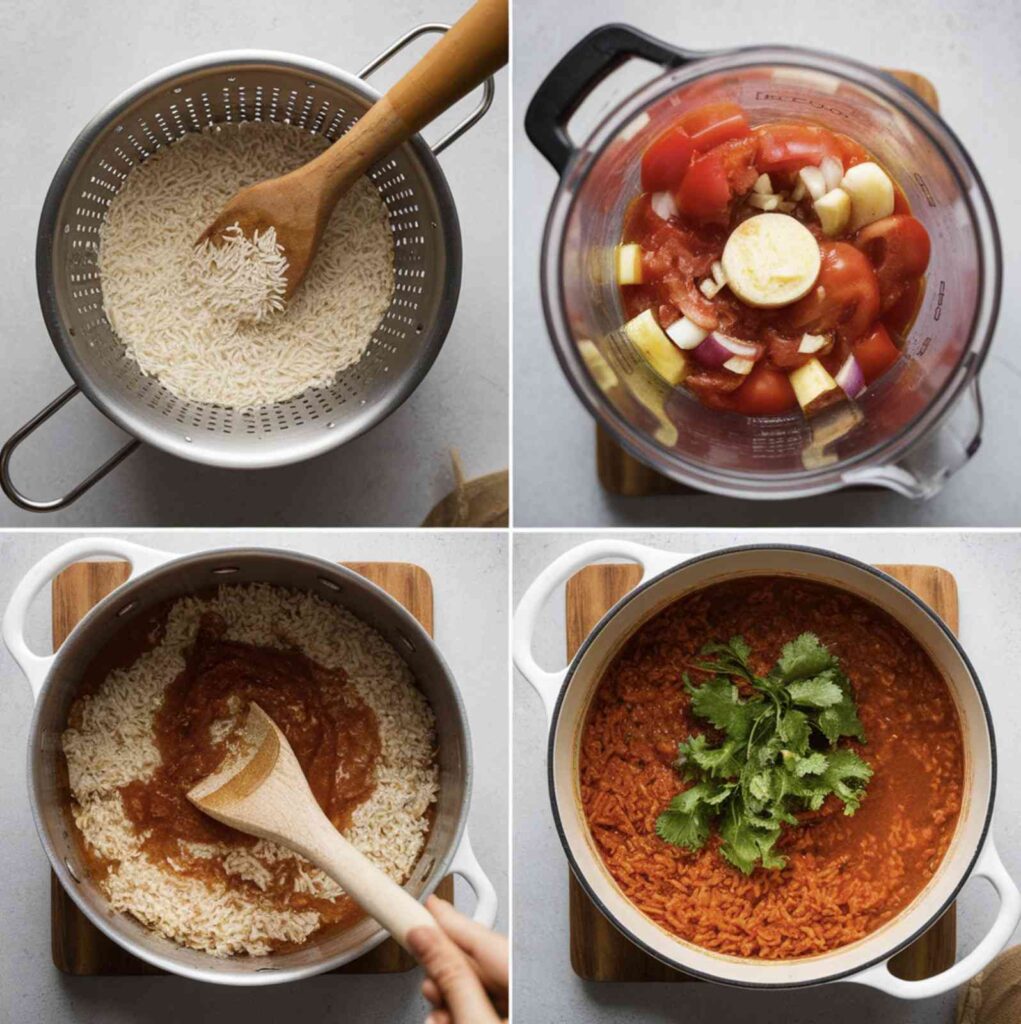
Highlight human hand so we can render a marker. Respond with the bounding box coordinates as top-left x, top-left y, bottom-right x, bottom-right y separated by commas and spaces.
407, 895, 508, 1024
